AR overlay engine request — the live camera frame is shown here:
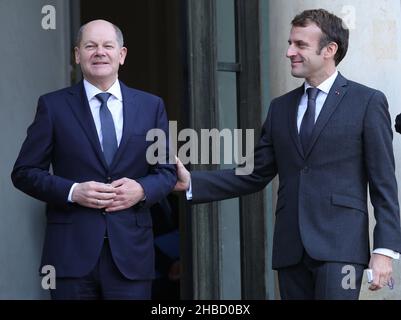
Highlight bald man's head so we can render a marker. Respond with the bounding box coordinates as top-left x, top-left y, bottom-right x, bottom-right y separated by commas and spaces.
76, 20, 124, 48
74, 19, 127, 90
